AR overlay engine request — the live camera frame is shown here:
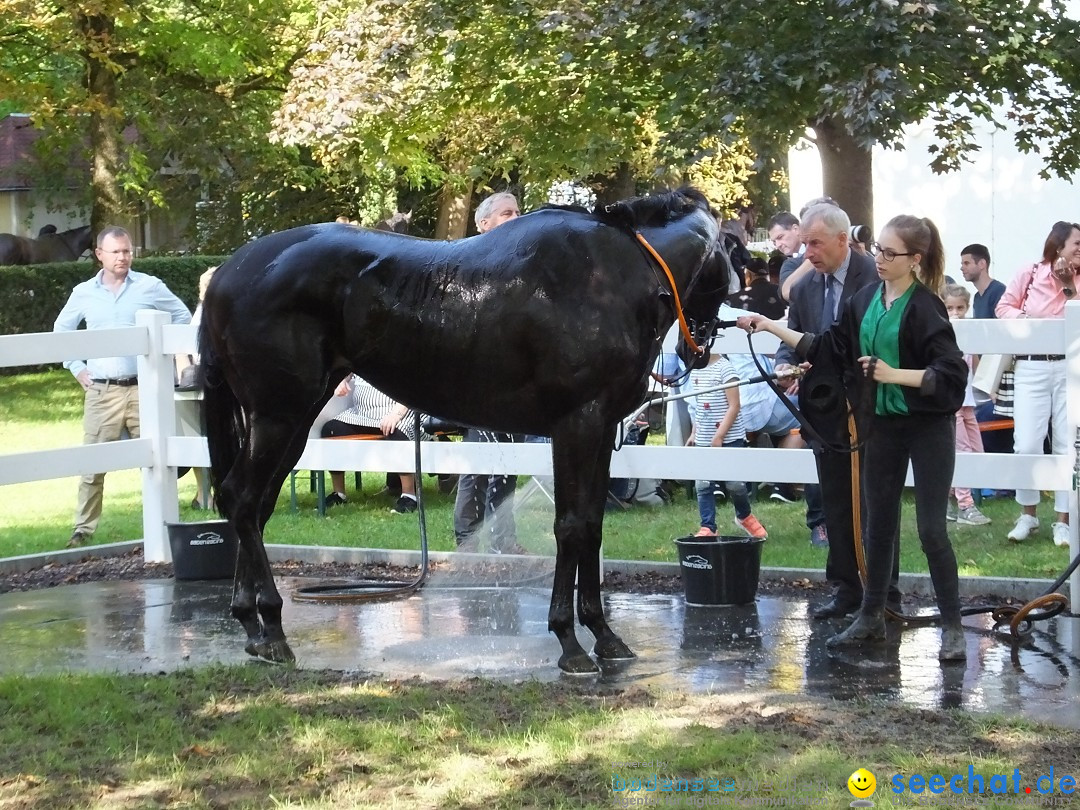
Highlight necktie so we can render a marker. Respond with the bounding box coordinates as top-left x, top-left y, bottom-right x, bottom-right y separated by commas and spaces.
821, 275, 837, 327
